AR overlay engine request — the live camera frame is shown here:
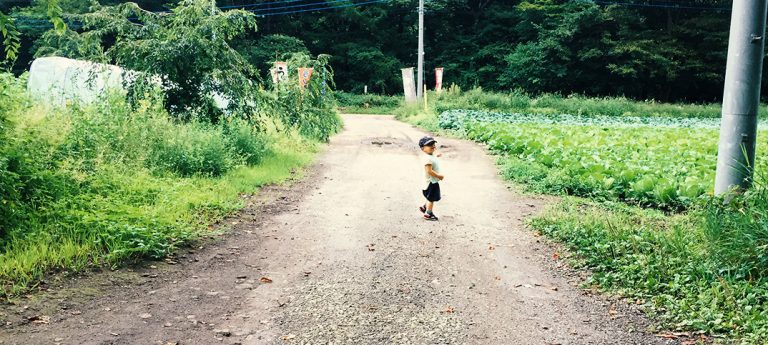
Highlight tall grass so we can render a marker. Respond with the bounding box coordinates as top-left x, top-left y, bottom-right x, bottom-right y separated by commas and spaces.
0, 75, 318, 298
703, 183, 768, 281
